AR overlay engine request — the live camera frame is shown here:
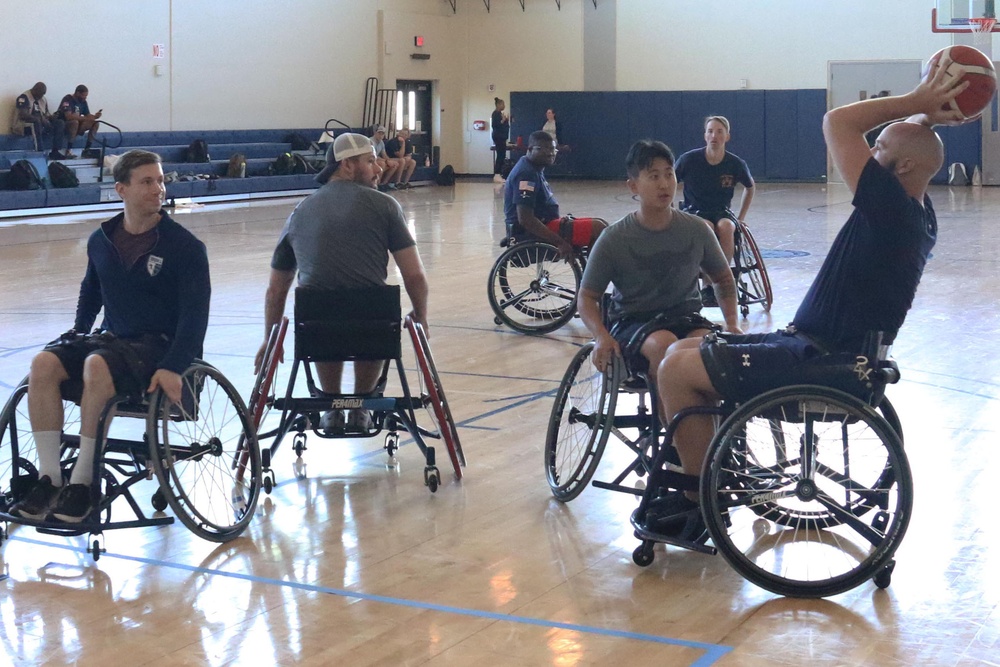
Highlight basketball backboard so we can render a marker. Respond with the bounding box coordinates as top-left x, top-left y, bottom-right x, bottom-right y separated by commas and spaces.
933, 0, 1000, 32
